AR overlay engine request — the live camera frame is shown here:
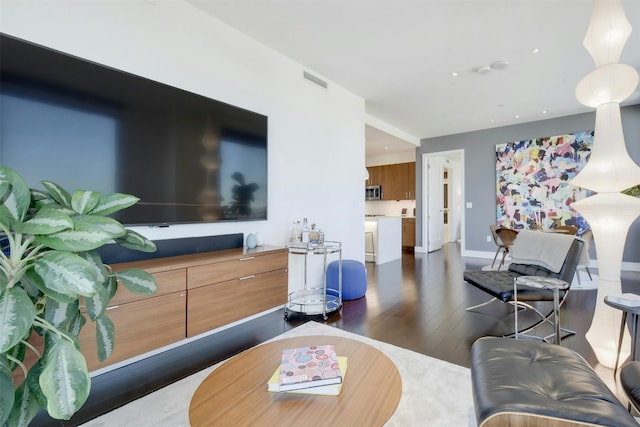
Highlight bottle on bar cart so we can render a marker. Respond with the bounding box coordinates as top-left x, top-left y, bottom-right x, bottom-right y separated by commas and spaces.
301, 218, 310, 244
